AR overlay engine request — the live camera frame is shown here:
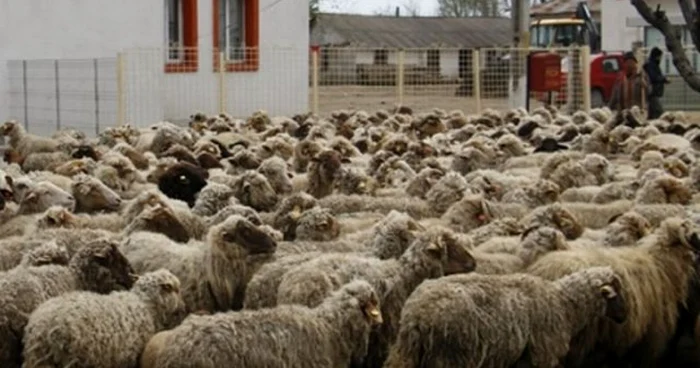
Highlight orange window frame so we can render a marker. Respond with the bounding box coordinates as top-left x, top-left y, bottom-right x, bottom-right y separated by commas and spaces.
212, 0, 260, 72
165, 0, 199, 73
